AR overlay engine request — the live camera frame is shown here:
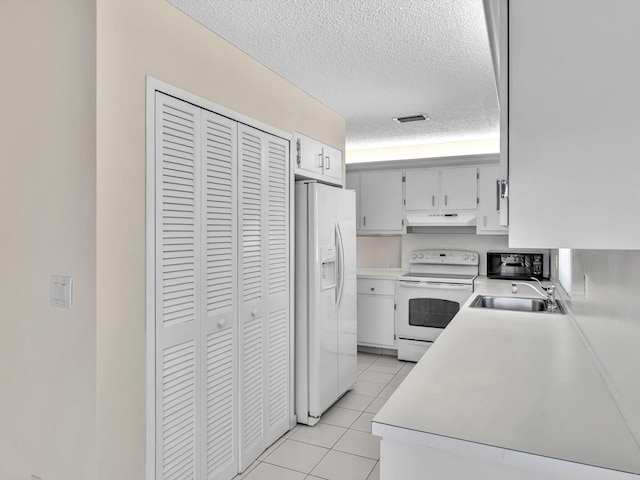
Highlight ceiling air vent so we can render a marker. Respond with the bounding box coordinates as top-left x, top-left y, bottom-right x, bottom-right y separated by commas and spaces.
393, 114, 430, 124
